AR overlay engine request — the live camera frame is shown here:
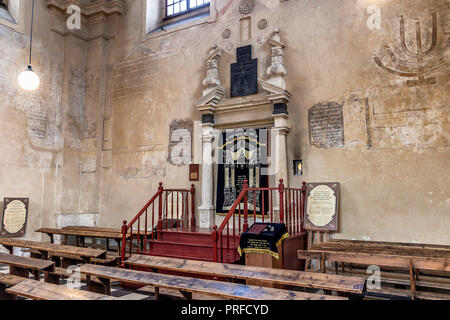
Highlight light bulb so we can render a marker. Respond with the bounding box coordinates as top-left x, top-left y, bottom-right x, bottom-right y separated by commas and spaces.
18, 65, 40, 91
